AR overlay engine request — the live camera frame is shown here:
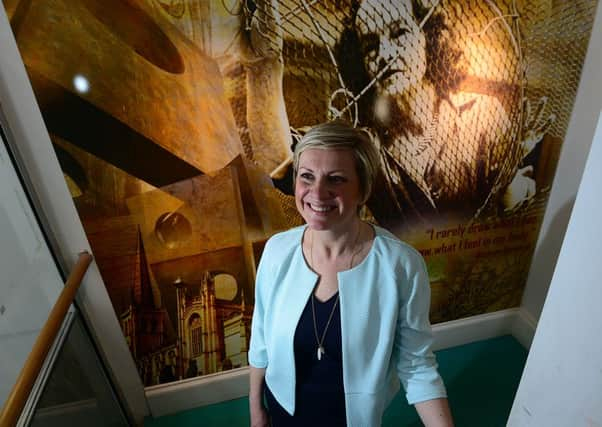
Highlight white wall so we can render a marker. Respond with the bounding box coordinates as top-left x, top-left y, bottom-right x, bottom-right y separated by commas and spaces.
507, 110, 602, 426
521, 1, 602, 320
